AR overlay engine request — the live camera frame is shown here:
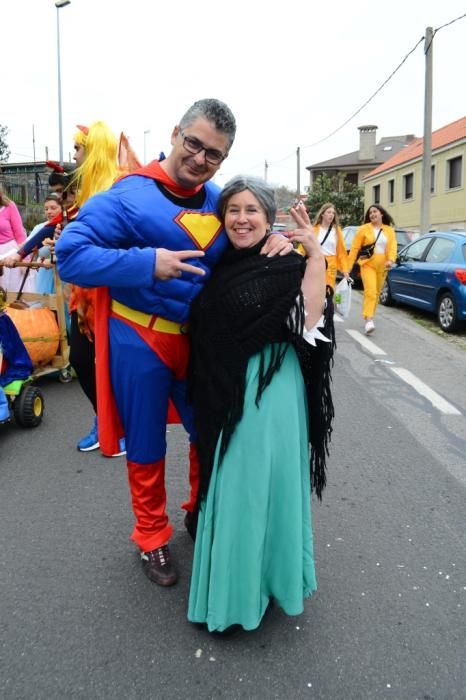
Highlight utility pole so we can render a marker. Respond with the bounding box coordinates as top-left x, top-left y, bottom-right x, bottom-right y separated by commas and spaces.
420, 26, 433, 235
55, 0, 71, 164
296, 147, 301, 199
264, 160, 268, 182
